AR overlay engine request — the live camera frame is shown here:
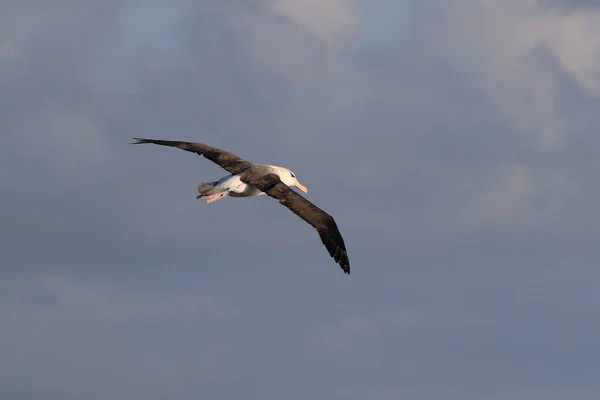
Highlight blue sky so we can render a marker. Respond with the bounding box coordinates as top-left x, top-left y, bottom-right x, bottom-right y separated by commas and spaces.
356, 0, 415, 50
117, 0, 185, 52
2, 0, 600, 399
